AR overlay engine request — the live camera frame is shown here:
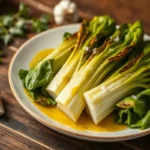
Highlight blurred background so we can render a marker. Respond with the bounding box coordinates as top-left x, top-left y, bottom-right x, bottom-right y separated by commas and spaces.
0, 0, 149, 33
